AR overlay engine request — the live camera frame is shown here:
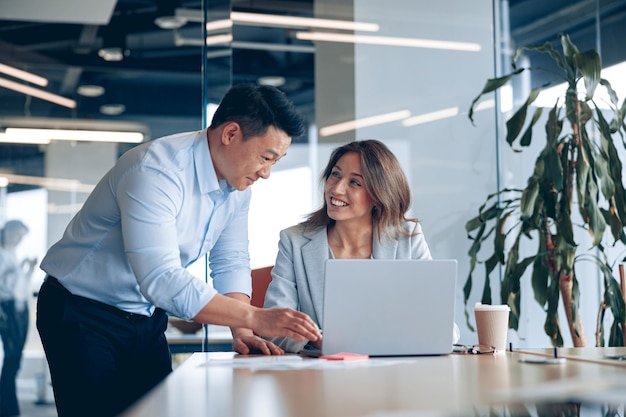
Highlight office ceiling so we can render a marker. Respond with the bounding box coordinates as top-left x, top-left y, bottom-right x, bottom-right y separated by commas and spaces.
1, 0, 626, 187
0, 0, 316, 128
